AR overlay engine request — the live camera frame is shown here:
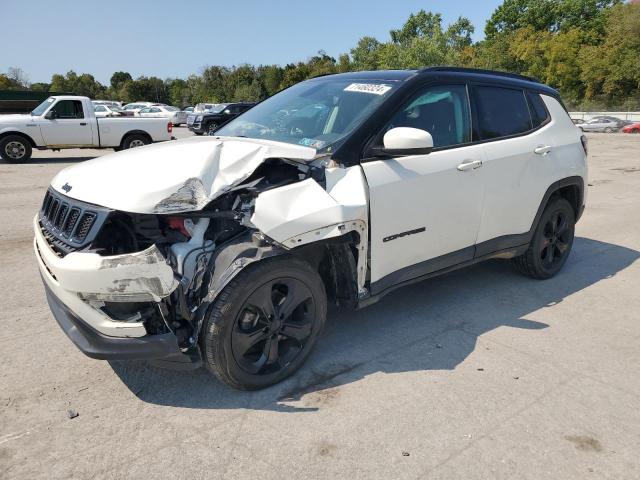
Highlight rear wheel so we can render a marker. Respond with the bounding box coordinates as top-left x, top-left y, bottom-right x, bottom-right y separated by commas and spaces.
202, 256, 327, 390
604, 127, 613, 133
513, 197, 575, 279
122, 134, 150, 150
0, 135, 32, 163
